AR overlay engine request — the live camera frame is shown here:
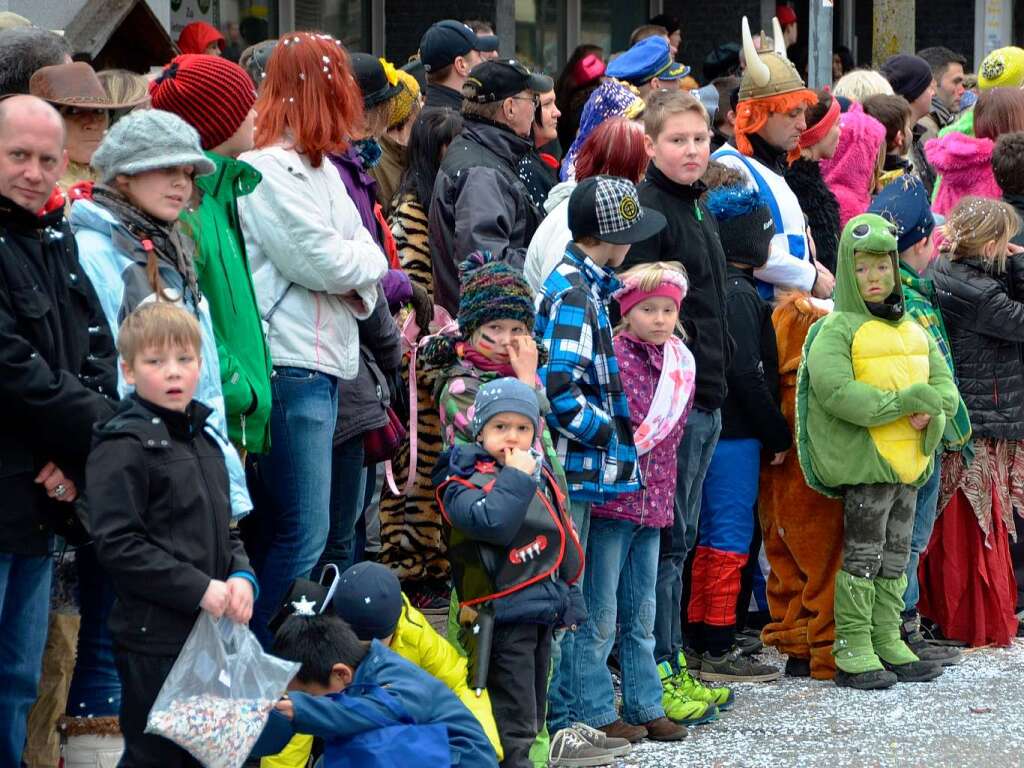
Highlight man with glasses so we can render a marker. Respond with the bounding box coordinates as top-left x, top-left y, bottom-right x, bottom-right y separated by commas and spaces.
428, 59, 552, 313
